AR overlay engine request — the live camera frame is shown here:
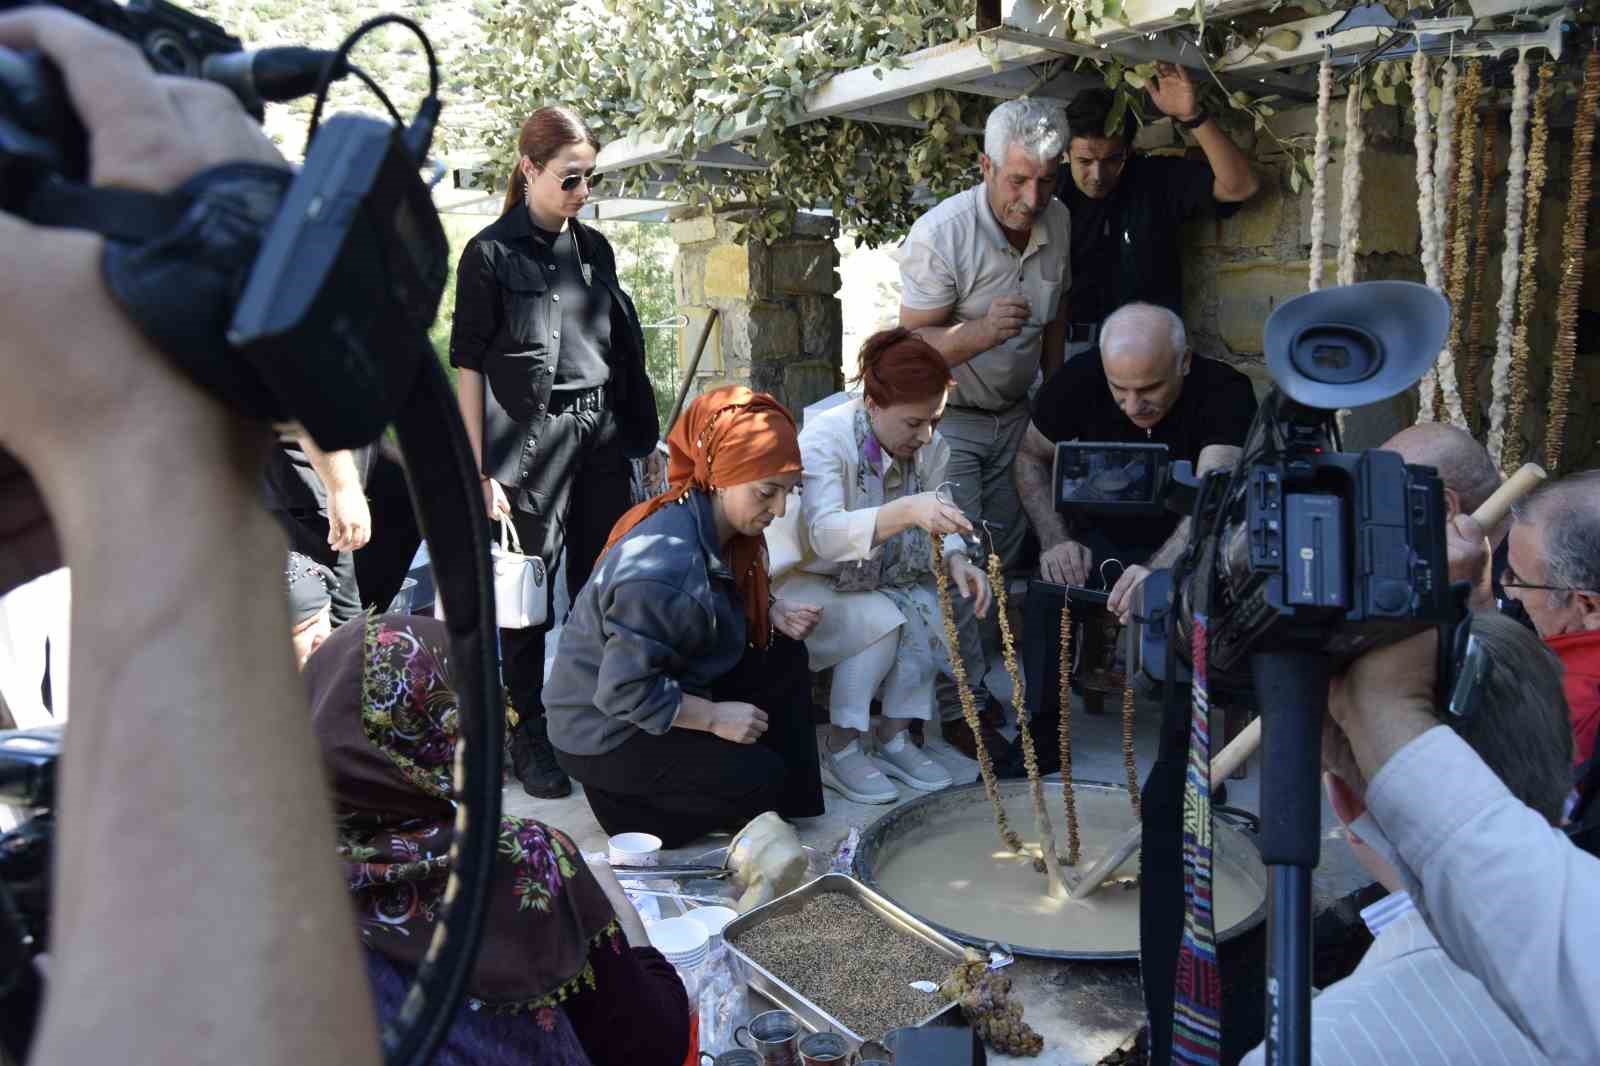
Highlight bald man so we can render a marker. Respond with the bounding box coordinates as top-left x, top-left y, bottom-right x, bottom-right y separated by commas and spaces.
1015, 301, 1258, 616
1380, 422, 1506, 606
